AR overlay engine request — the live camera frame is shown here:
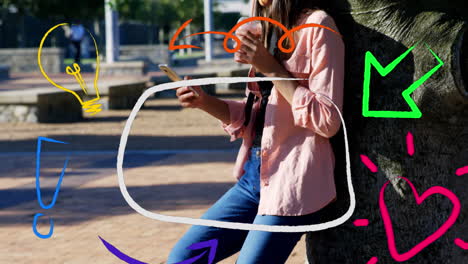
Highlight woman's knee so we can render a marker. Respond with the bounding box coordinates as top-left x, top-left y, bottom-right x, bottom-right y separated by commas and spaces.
167, 226, 213, 263
237, 230, 303, 264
